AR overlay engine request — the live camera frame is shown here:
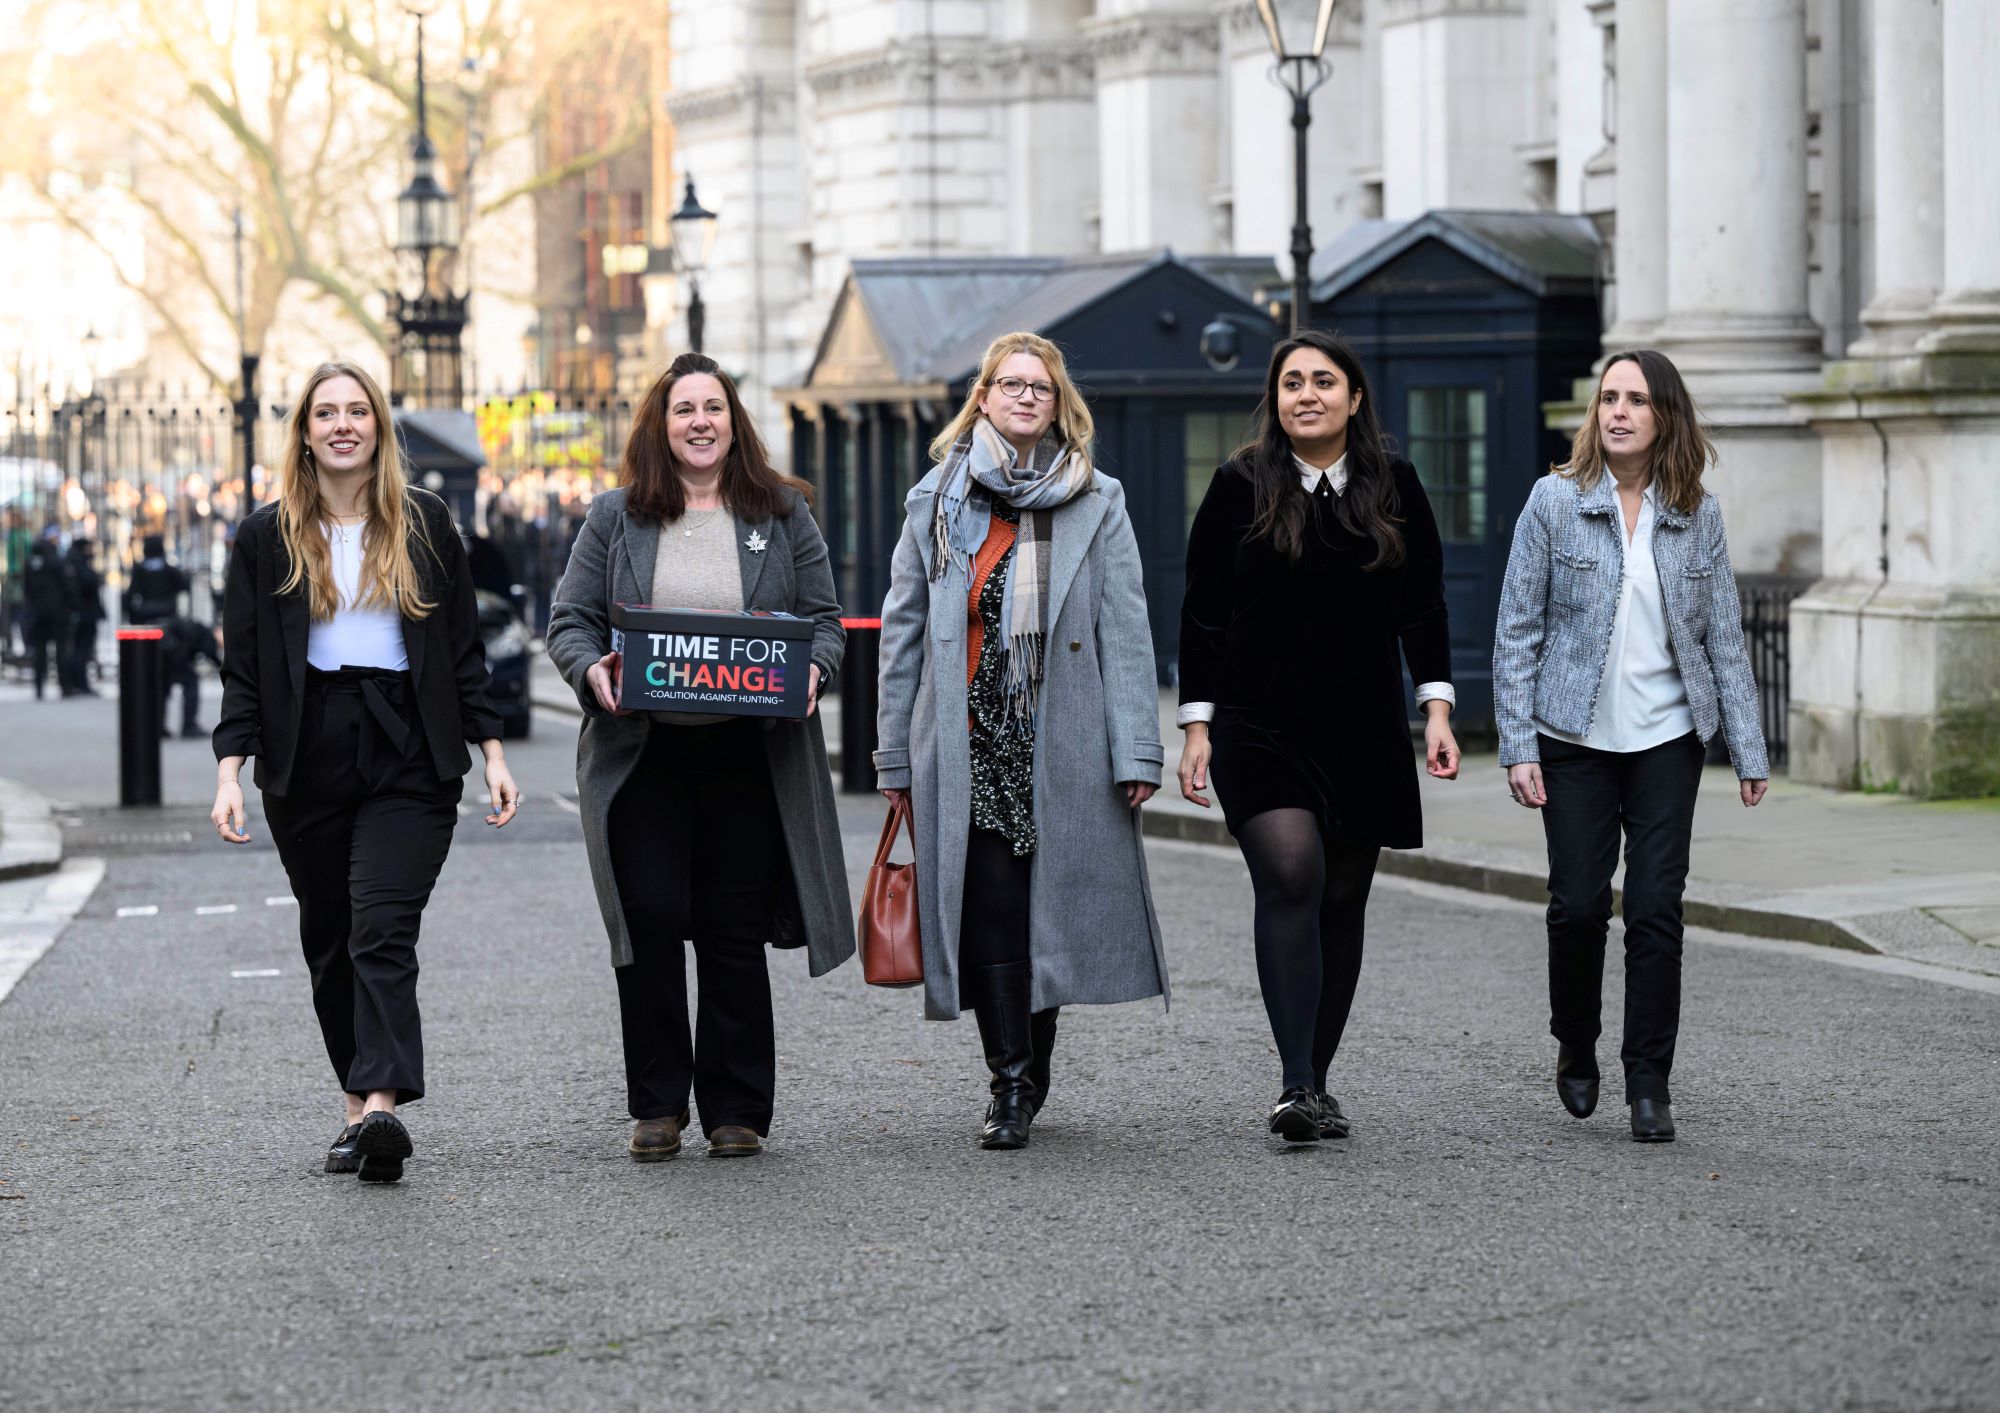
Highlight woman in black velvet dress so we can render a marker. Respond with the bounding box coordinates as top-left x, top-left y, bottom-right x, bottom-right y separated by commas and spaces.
1176, 331, 1460, 1144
